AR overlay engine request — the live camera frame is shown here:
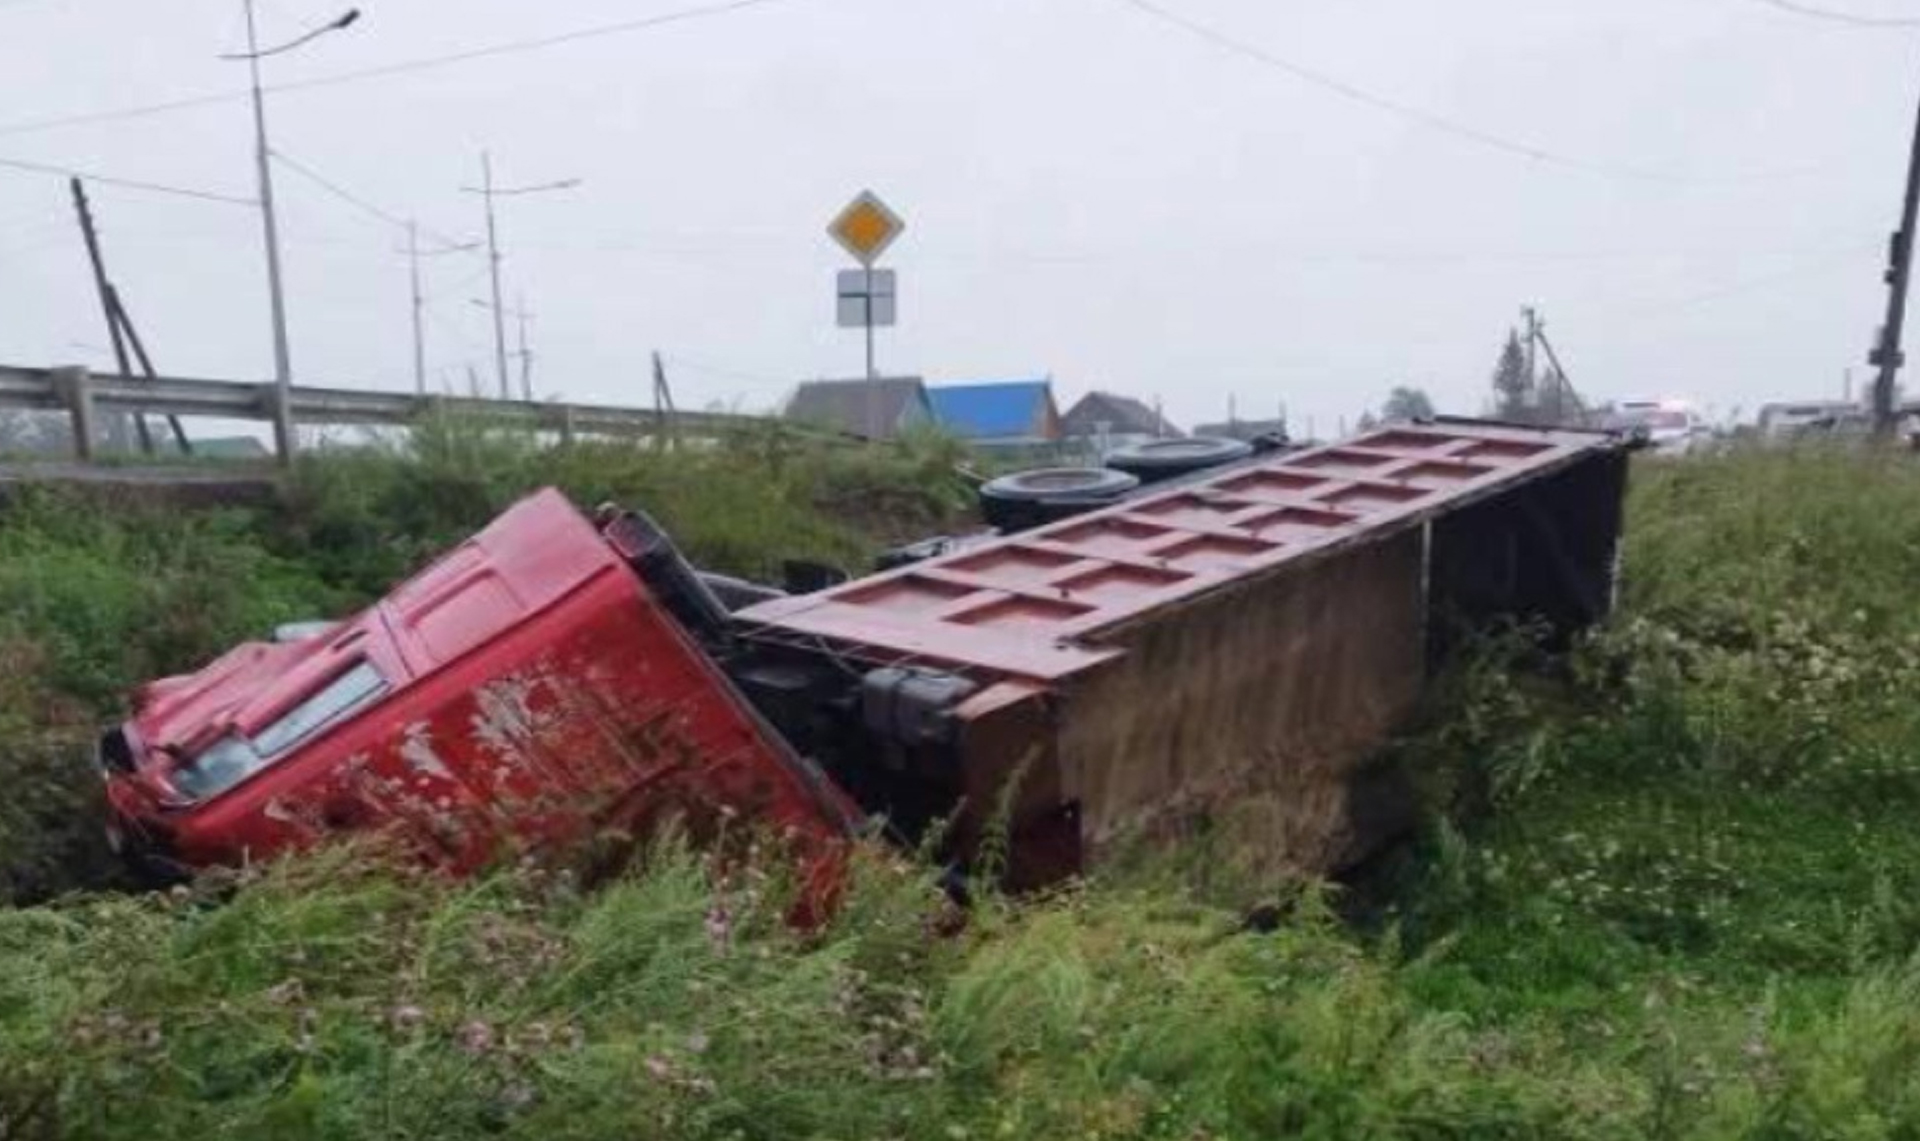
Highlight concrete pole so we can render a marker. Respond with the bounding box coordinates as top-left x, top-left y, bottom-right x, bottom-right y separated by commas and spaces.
54, 366, 96, 461
243, 0, 296, 463
409, 221, 427, 397
481, 152, 511, 401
